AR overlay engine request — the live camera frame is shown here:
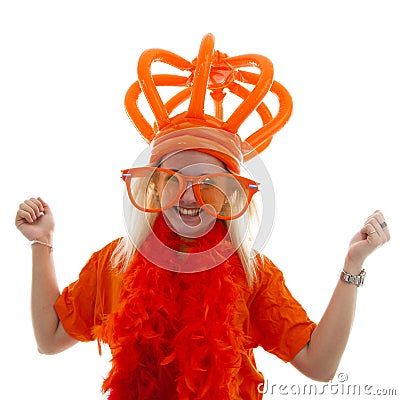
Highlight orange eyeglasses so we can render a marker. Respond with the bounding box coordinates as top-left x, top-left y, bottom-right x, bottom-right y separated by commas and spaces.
121, 167, 260, 220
